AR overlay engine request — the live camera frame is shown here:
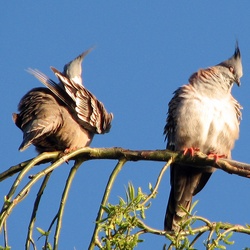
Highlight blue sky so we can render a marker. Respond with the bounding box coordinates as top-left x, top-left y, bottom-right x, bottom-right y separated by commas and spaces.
1, 1, 250, 249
